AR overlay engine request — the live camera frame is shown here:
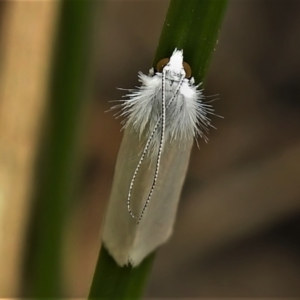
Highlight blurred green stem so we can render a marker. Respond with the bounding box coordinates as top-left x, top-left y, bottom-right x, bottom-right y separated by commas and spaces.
27, 0, 97, 297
